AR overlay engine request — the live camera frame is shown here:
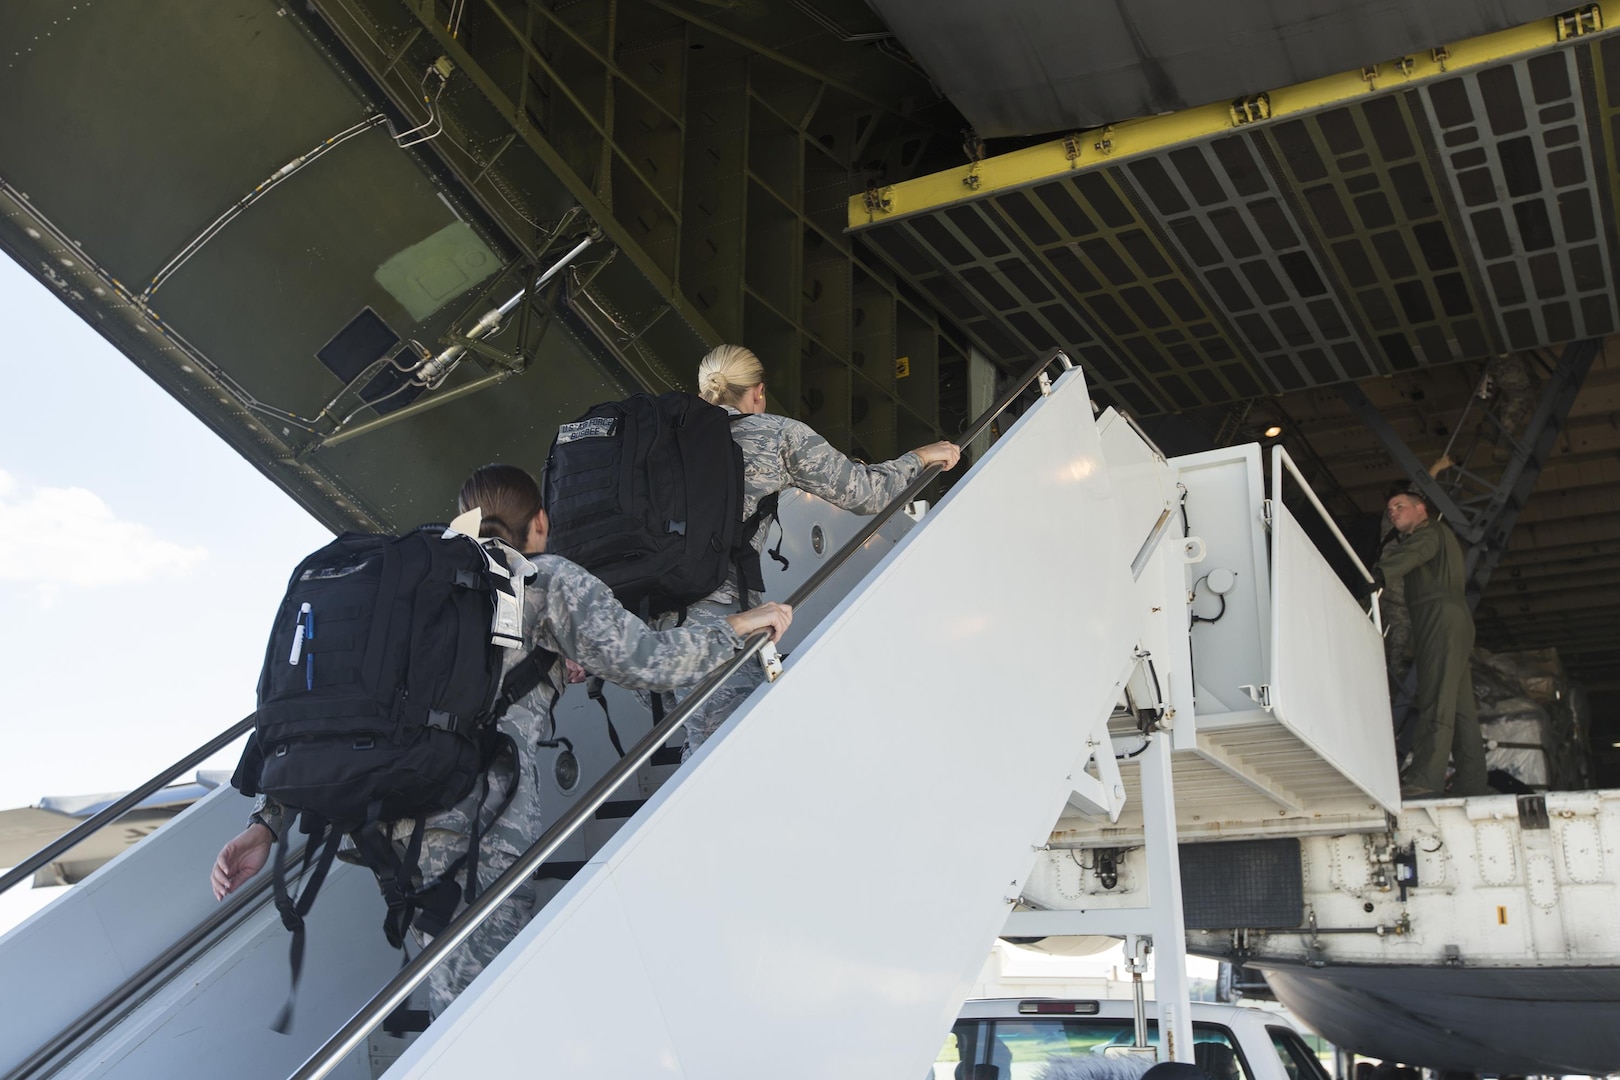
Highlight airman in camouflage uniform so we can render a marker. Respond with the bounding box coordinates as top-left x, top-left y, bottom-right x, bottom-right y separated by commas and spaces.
212, 464, 791, 1021
650, 344, 960, 758
406, 549, 748, 1015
